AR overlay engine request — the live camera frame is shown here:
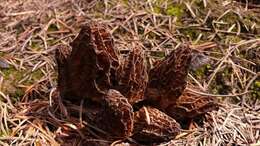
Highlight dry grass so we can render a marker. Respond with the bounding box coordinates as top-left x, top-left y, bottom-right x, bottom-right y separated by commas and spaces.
0, 0, 259, 145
